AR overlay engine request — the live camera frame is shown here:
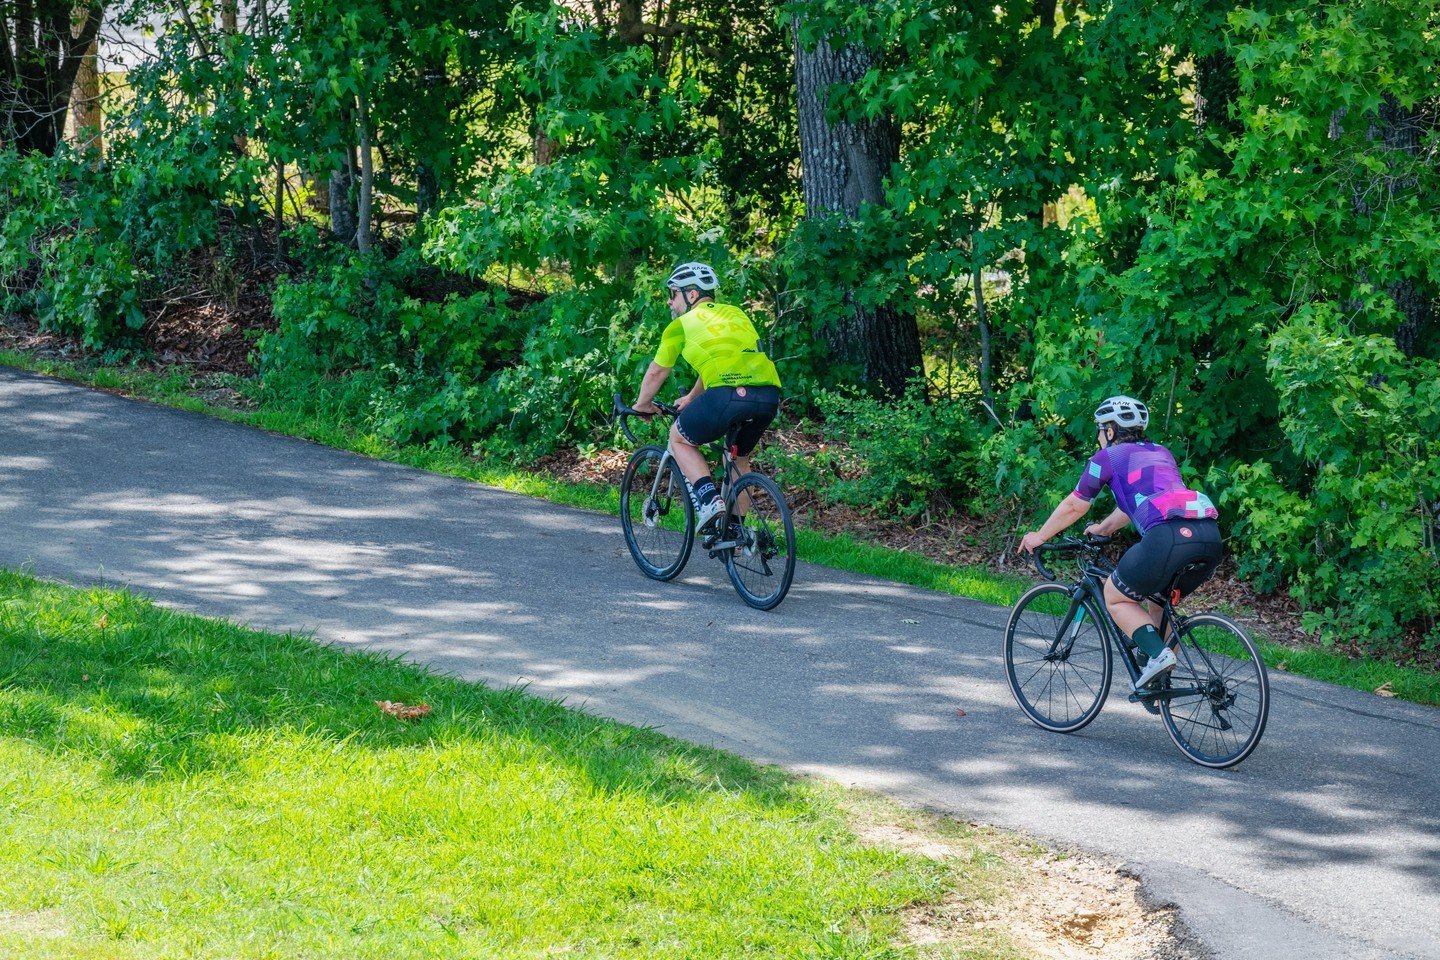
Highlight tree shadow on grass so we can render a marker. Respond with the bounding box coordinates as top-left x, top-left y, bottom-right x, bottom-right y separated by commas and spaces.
0, 572, 800, 811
